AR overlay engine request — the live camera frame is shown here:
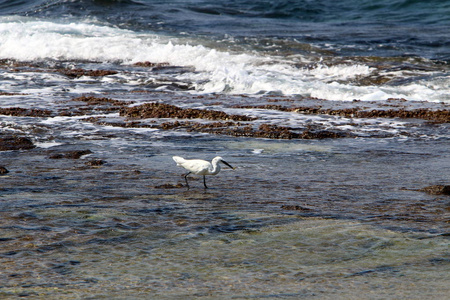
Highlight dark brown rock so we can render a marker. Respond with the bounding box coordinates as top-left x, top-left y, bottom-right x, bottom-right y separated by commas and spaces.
130, 120, 349, 140
70, 96, 127, 106
49, 150, 93, 159
0, 107, 52, 117
233, 104, 450, 123
419, 185, 450, 195
154, 183, 184, 189
0, 136, 35, 151
256, 124, 299, 139
281, 205, 313, 211
120, 102, 255, 121
300, 128, 348, 139
61, 68, 118, 78
85, 159, 105, 166
0, 92, 26, 96
133, 61, 170, 68
0, 166, 9, 174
